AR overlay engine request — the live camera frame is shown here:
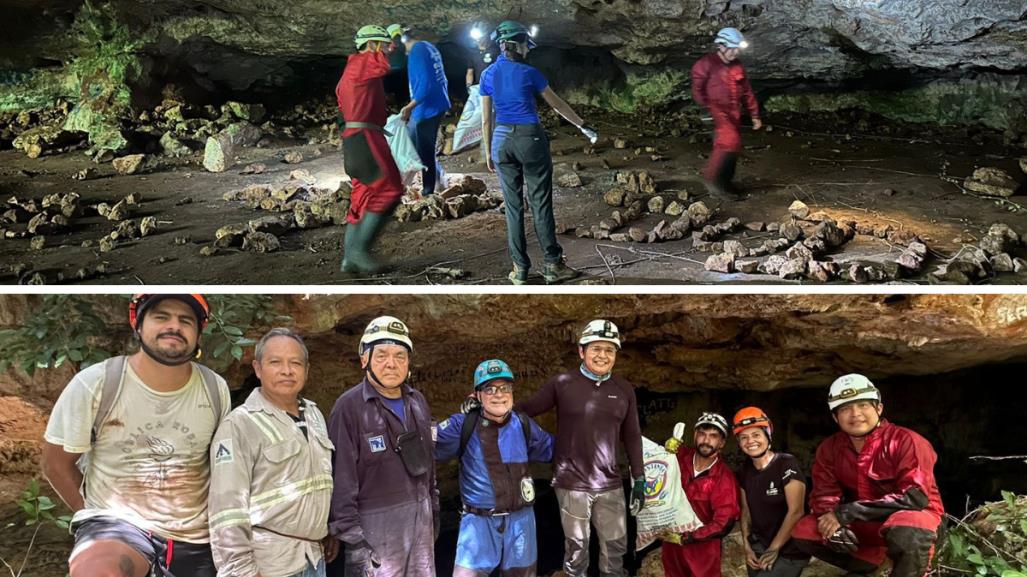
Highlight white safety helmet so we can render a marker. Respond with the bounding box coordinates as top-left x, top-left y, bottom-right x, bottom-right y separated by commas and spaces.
827, 373, 881, 411
359, 315, 413, 354
578, 319, 622, 349
695, 412, 729, 436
